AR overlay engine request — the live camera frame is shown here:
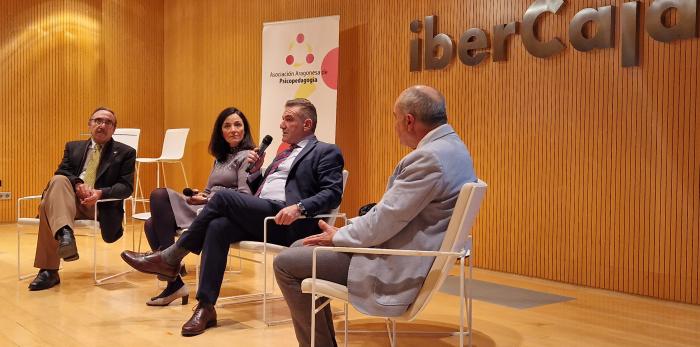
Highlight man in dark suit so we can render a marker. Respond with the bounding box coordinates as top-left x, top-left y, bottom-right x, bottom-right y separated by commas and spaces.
121, 98, 344, 336
30, 107, 136, 291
